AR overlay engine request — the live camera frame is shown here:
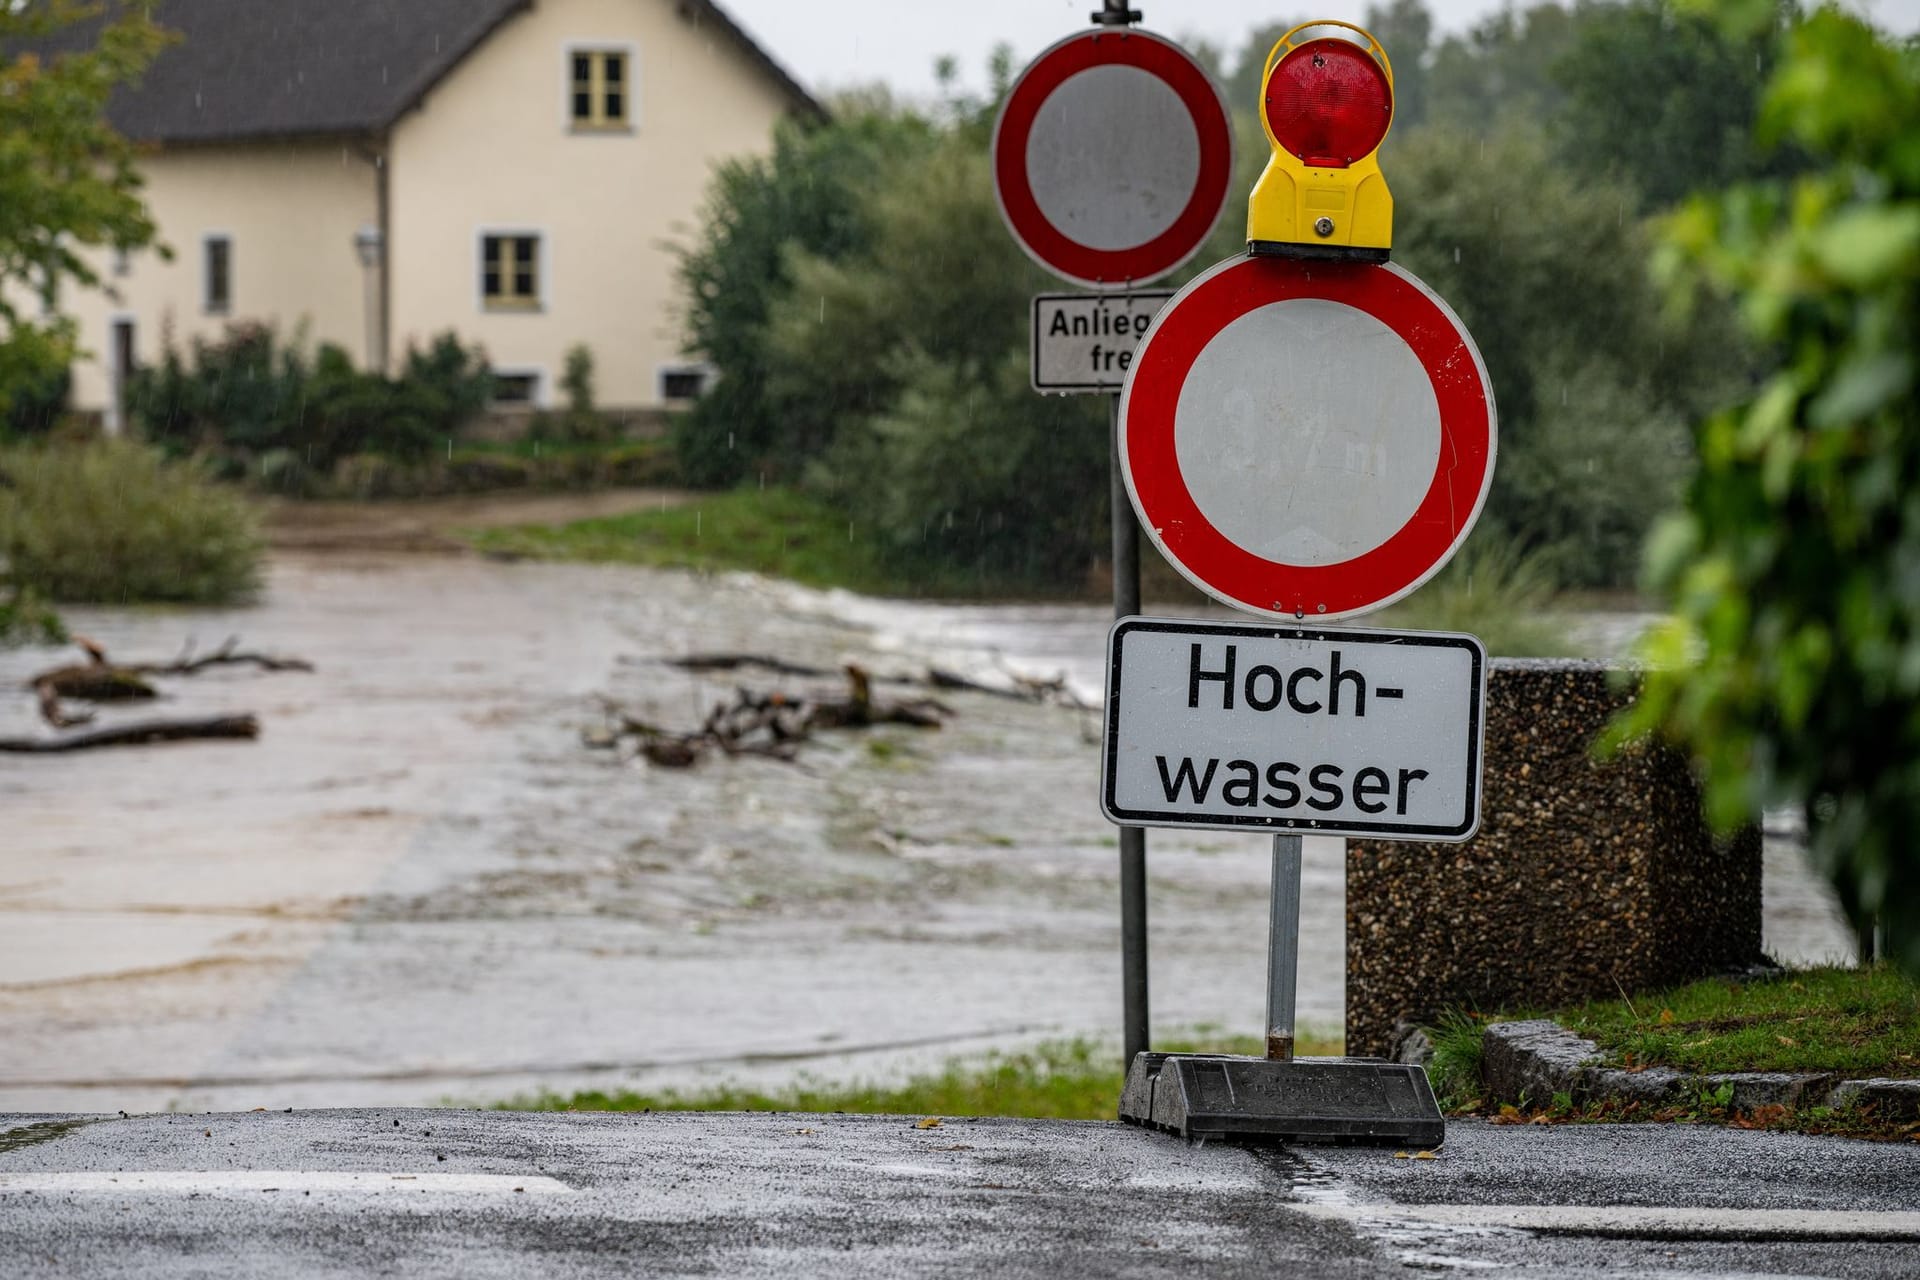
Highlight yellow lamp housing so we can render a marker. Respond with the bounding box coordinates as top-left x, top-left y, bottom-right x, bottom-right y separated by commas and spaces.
1248, 21, 1395, 260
